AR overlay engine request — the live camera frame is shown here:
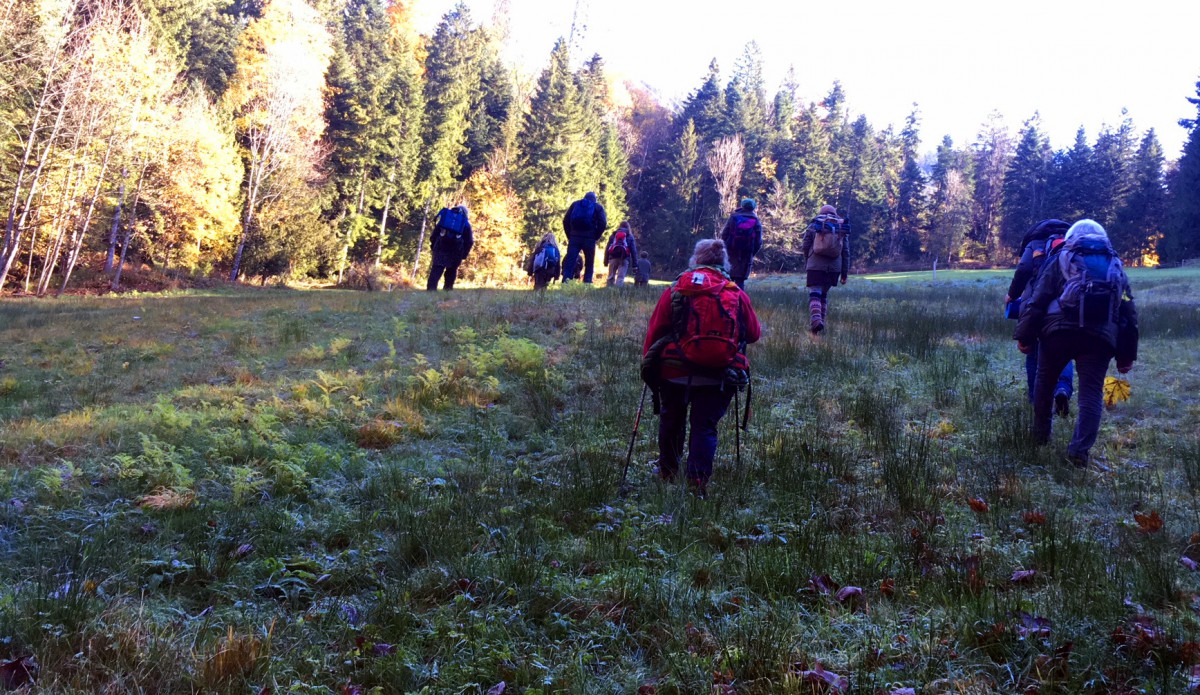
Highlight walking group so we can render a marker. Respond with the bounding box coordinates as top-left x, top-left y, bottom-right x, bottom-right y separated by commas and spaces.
424, 194, 1139, 497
